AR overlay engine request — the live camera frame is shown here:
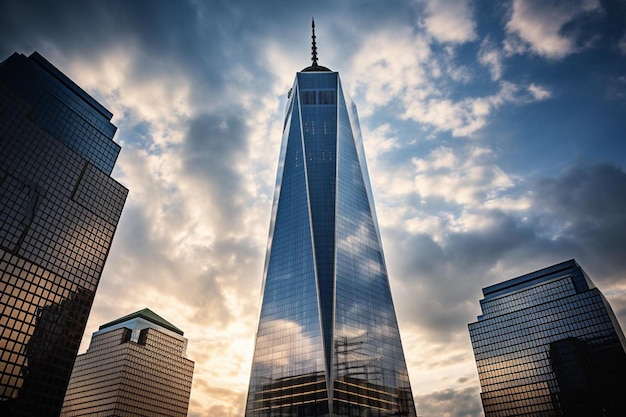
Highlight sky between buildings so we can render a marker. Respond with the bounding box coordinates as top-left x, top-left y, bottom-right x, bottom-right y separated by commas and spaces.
2, 1, 626, 416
